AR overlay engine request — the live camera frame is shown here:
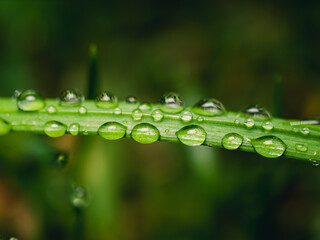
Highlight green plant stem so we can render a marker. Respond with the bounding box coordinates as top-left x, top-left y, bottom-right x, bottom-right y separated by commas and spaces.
0, 97, 319, 162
